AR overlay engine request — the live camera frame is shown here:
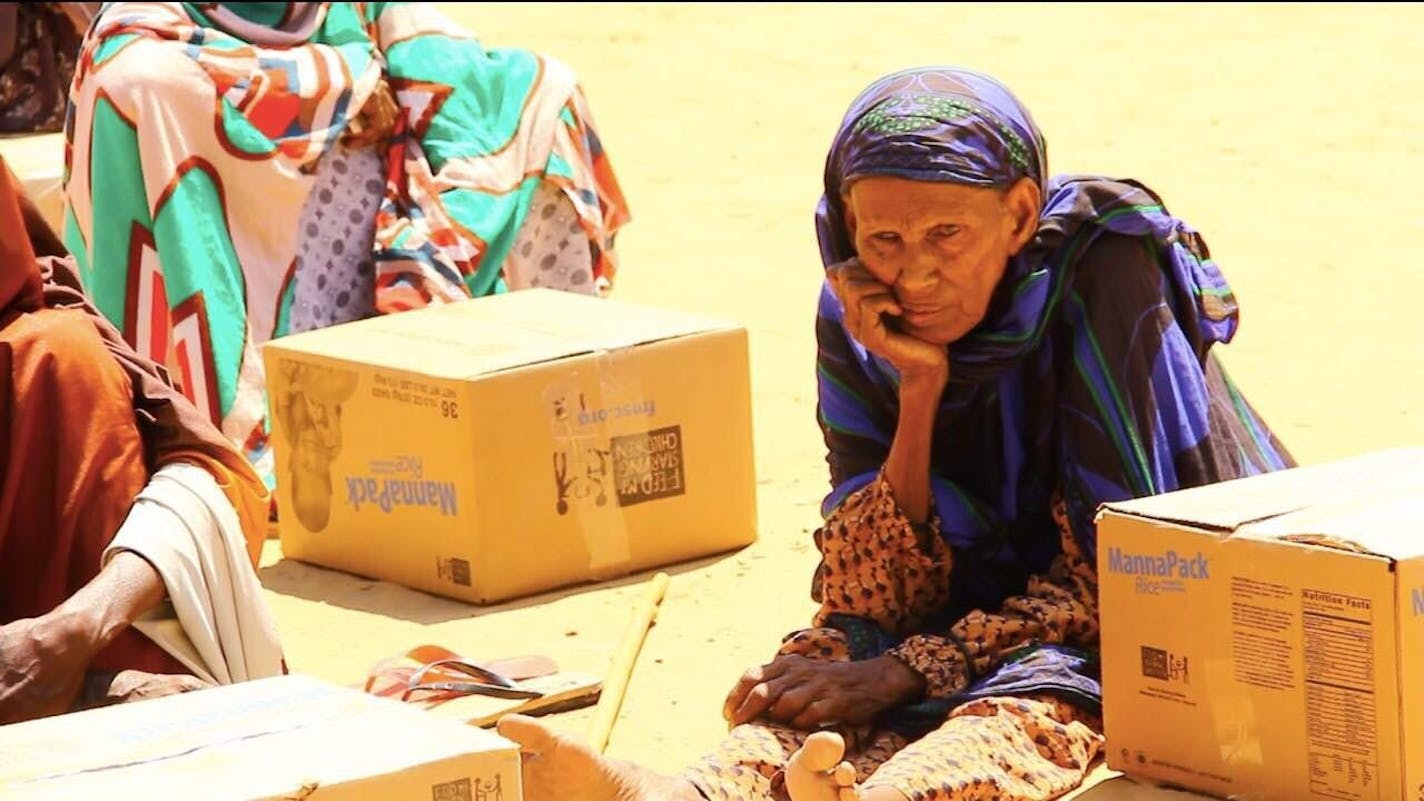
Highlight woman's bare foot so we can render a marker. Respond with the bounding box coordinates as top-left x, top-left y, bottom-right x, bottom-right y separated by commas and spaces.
786, 731, 860, 801
496, 714, 703, 801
